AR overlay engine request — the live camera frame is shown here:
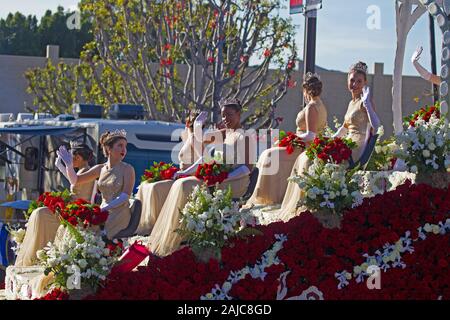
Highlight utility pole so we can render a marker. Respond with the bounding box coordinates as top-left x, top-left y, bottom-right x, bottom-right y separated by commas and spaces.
429, 13, 439, 103
301, 0, 322, 106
